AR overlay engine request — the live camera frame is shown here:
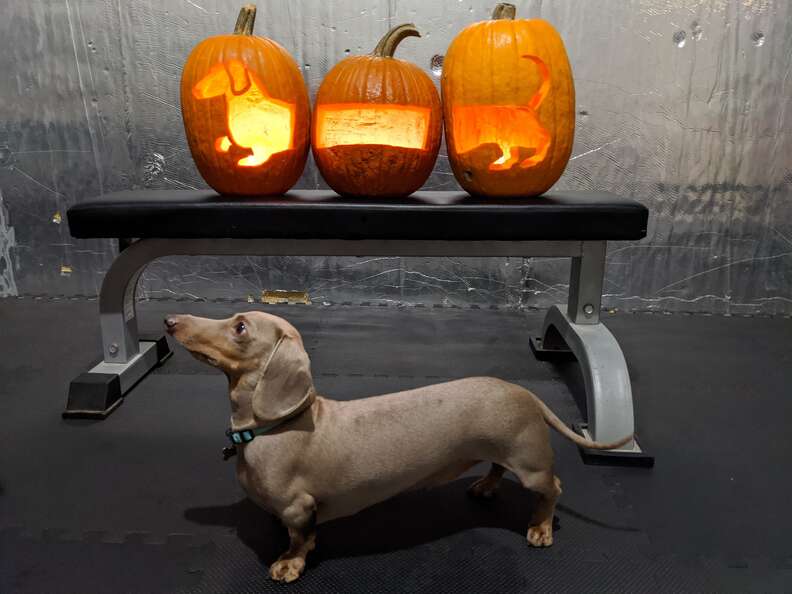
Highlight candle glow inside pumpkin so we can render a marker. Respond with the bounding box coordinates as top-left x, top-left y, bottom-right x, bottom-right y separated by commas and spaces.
193, 60, 296, 167
315, 104, 431, 150
450, 55, 552, 172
